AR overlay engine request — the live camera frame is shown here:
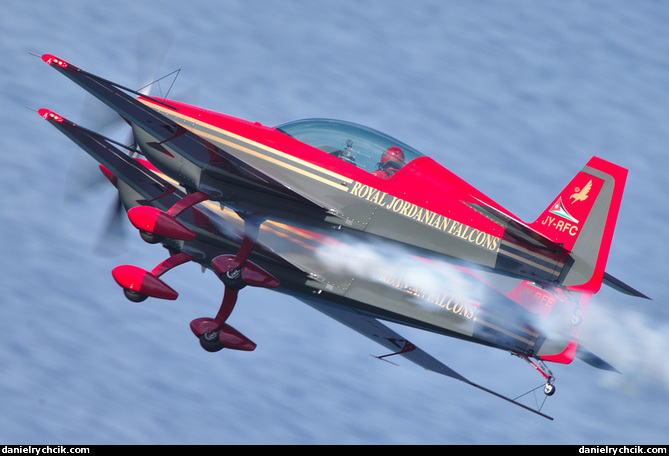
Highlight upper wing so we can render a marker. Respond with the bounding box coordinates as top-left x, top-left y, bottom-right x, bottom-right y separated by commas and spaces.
299, 296, 553, 420
40, 54, 331, 214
